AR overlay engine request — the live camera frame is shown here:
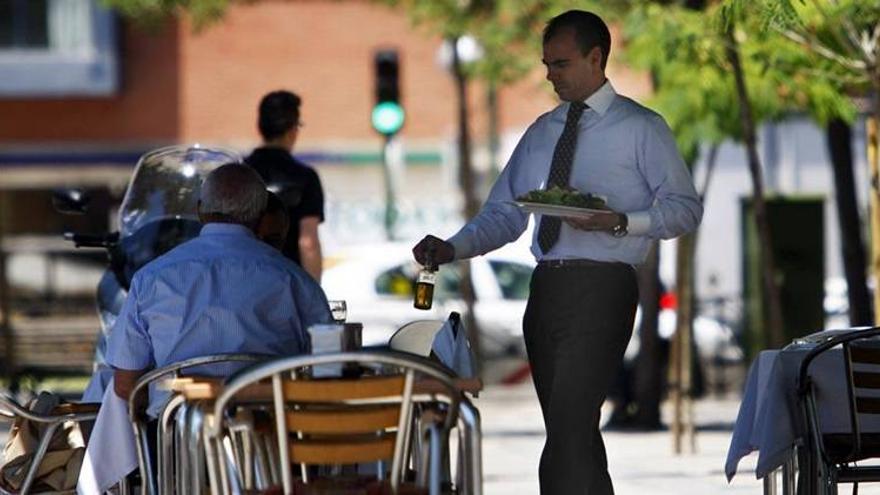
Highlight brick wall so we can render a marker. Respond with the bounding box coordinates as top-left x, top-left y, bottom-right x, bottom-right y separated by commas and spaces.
0, 1, 650, 148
